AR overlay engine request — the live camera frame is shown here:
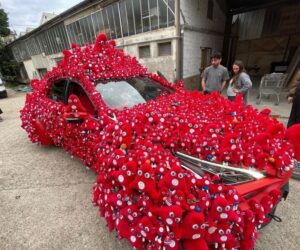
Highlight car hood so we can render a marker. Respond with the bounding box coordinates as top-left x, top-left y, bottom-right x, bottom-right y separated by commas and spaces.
104, 90, 294, 178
